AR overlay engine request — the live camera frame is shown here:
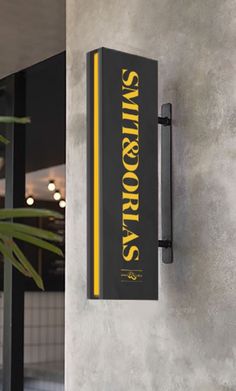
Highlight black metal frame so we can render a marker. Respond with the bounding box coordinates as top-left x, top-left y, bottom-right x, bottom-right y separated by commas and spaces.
158, 103, 173, 263
1, 73, 26, 391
